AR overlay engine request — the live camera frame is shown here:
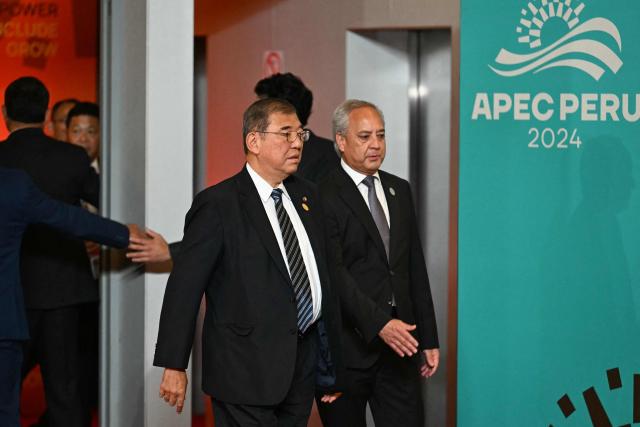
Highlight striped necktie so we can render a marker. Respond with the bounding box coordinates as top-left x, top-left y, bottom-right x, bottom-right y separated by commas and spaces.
271, 189, 313, 333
